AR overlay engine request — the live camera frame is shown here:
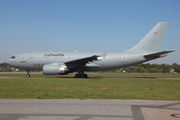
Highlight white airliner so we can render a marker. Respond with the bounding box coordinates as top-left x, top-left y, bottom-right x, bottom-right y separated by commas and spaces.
5, 22, 174, 78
